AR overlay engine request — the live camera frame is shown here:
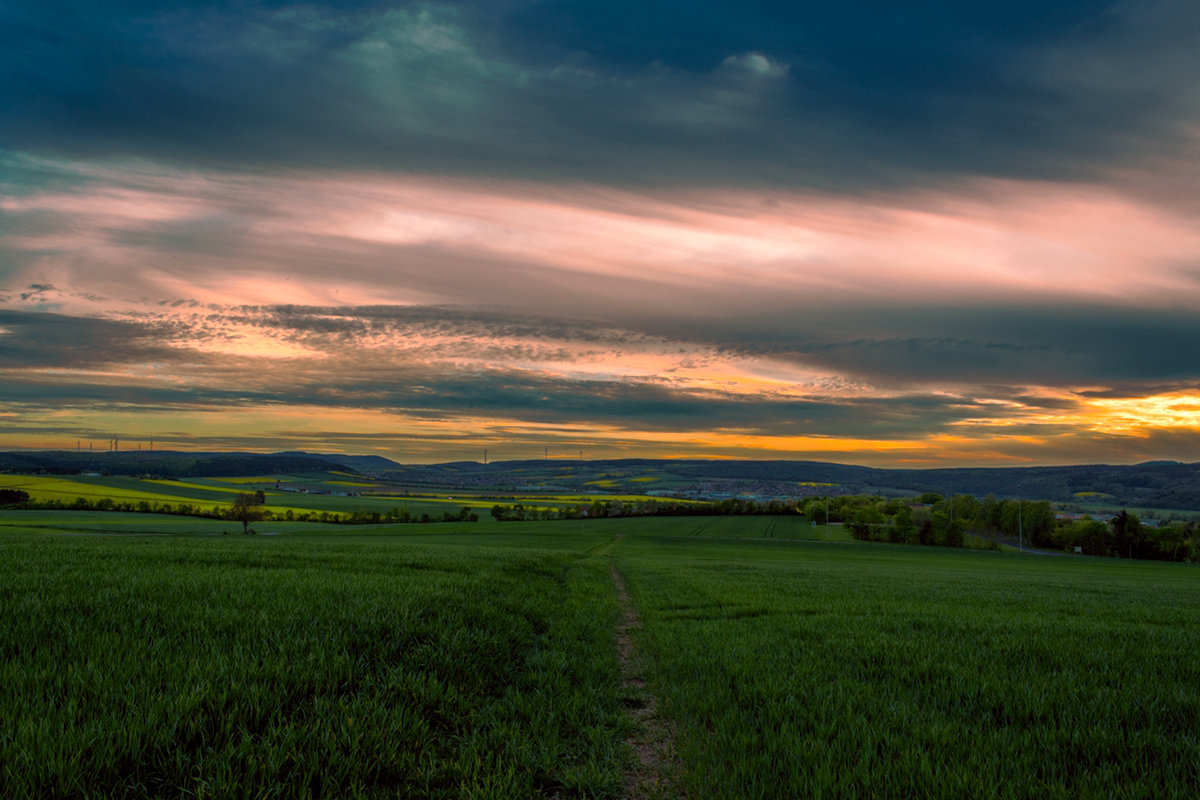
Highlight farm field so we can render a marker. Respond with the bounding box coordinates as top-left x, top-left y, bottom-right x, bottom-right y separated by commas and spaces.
0, 473, 505, 523
0, 473, 238, 507
0, 474, 331, 519
1, 511, 1197, 798
0, 472, 705, 523
613, 531, 1200, 799
0, 516, 628, 798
